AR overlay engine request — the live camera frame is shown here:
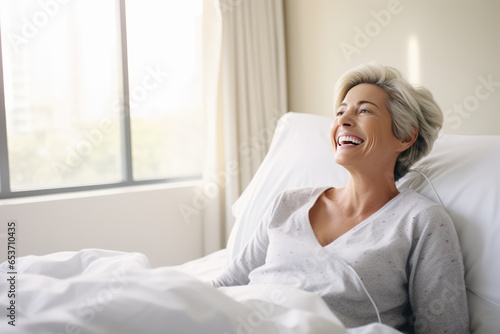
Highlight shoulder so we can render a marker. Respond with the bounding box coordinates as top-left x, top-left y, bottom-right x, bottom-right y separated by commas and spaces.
275, 186, 331, 204
398, 188, 452, 225
400, 190, 461, 258
265, 186, 330, 217
389, 188, 456, 243
398, 188, 440, 209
